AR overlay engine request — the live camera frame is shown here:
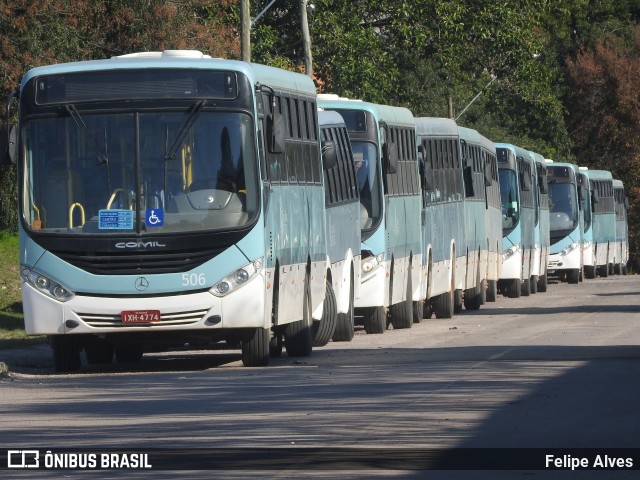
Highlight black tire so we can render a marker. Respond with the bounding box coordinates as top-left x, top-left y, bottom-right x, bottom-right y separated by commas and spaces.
622, 264, 628, 275
486, 279, 498, 302
269, 332, 283, 358
567, 268, 580, 284
453, 289, 463, 314
363, 306, 387, 334
506, 278, 521, 298
51, 335, 81, 373
333, 279, 355, 342
530, 275, 538, 294
463, 284, 482, 311
85, 341, 114, 365
614, 263, 622, 275
390, 276, 413, 329
521, 278, 531, 296
284, 280, 313, 357
423, 301, 433, 320
537, 274, 548, 292
584, 265, 596, 279
598, 264, 609, 277
313, 280, 337, 347
114, 344, 144, 363
413, 299, 424, 323
432, 289, 454, 319
242, 327, 270, 367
